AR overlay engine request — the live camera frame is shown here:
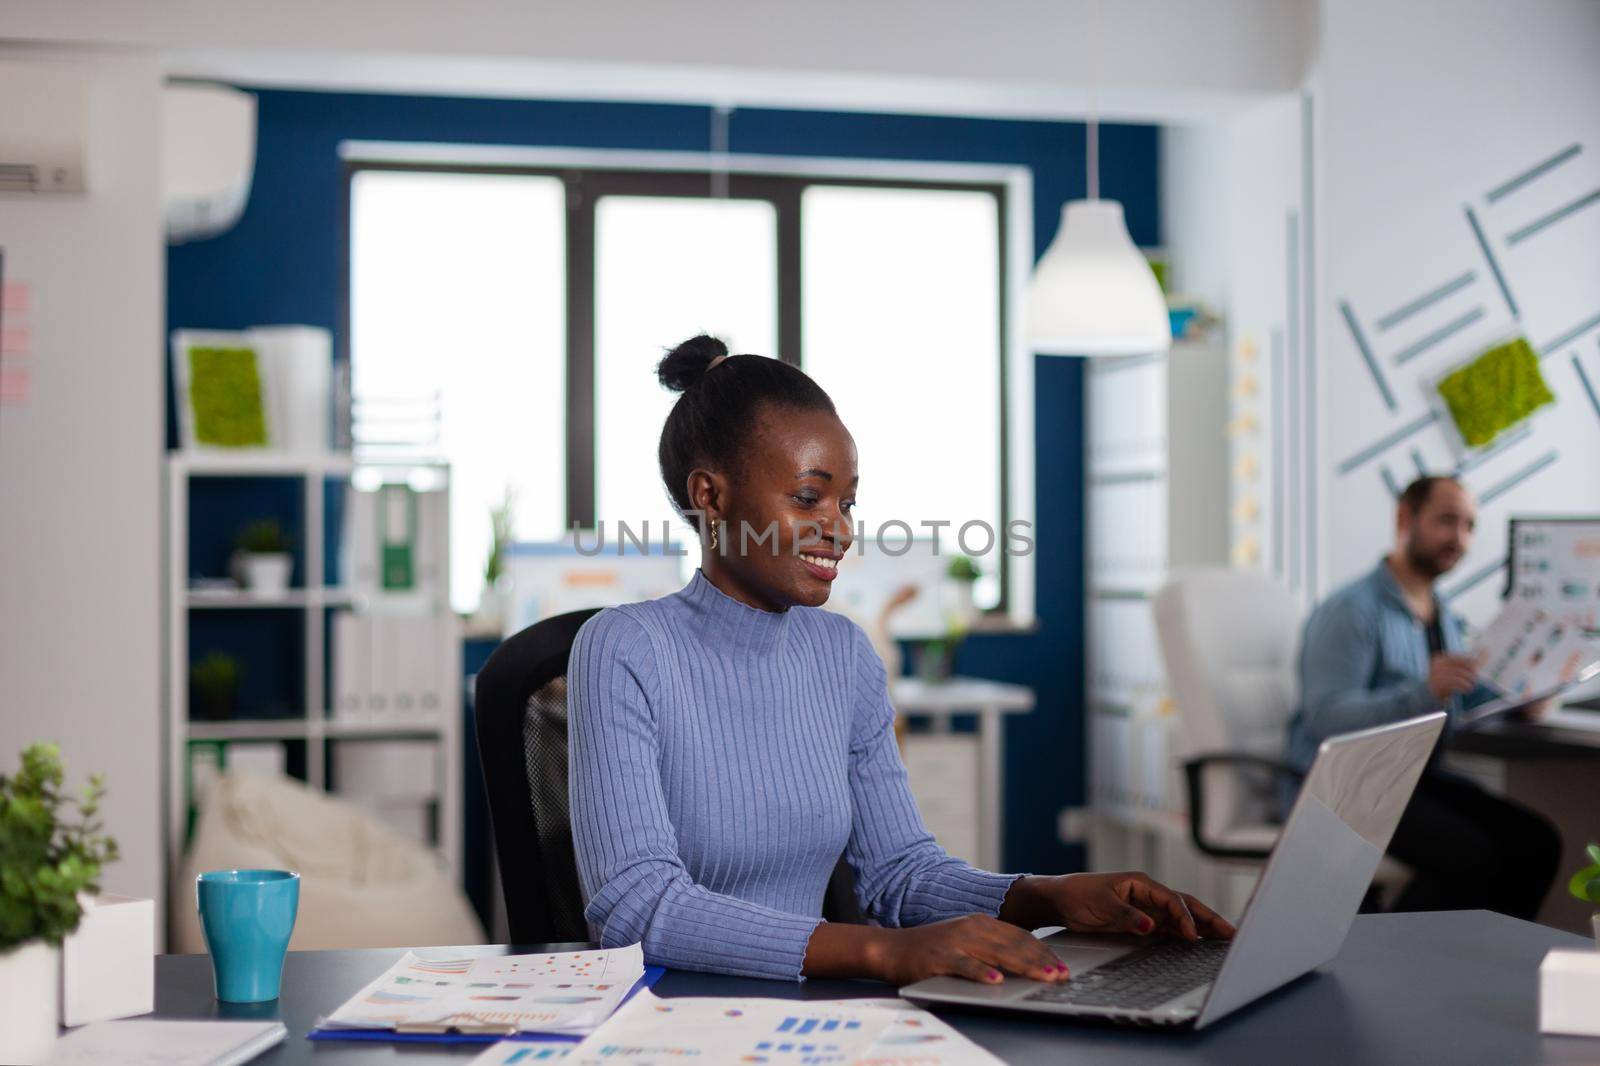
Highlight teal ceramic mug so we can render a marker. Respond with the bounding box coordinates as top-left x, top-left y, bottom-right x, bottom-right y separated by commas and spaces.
196, 869, 301, 1003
